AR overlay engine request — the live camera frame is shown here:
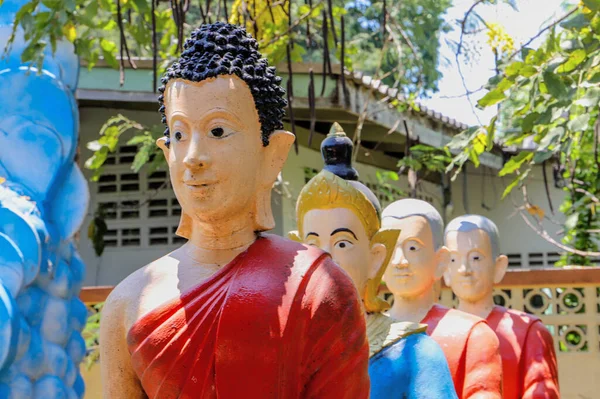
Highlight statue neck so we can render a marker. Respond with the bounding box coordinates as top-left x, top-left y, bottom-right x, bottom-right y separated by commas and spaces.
388, 286, 435, 324
457, 295, 495, 320
186, 215, 258, 266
